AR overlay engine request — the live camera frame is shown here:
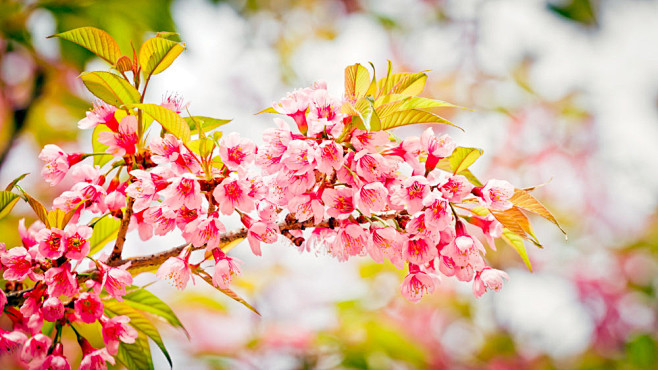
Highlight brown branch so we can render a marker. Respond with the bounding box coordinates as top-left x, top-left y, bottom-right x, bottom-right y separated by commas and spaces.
108, 197, 135, 265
